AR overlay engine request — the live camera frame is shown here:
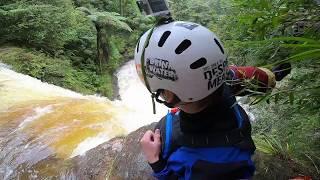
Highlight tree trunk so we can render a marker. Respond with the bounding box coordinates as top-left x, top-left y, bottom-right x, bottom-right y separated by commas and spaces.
95, 24, 109, 73
120, 0, 123, 16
